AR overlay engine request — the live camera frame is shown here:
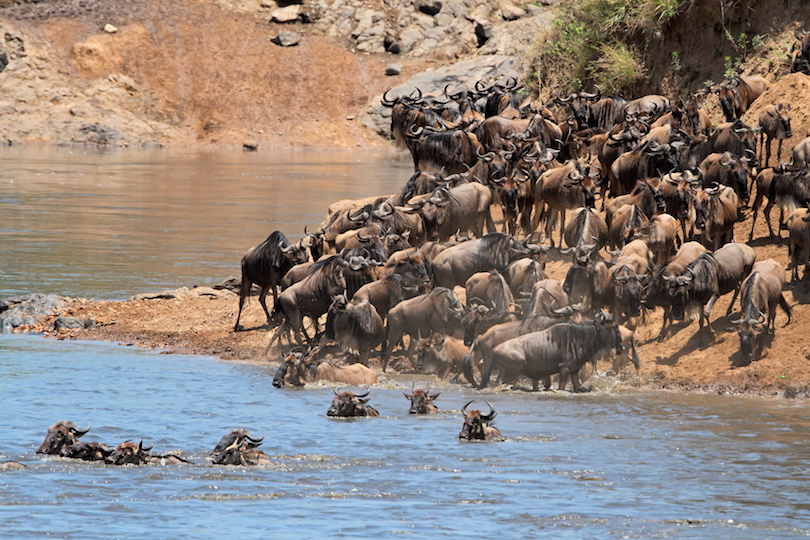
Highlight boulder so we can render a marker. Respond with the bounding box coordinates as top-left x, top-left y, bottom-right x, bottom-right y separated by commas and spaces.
417, 1, 442, 16
500, 1, 526, 21
103, 24, 118, 34
54, 317, 94, 331
270, 5, 301, 23
399, 27, 424, 53
385, 64, 402, 76
271, 31, 301, 47
384, 35, 400, 54
243, 139, 259, 151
